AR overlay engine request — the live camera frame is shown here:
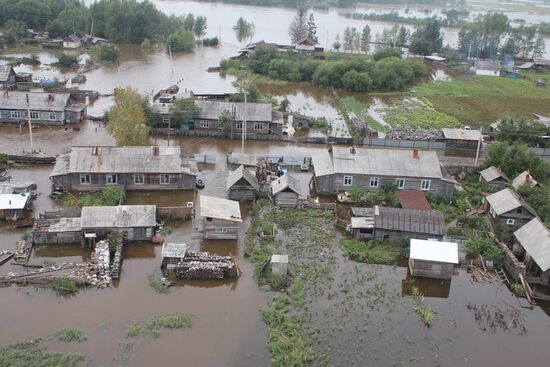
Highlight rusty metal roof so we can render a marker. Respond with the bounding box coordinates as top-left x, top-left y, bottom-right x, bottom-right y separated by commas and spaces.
375, 206, 444, 236
396, 190, 432, 211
